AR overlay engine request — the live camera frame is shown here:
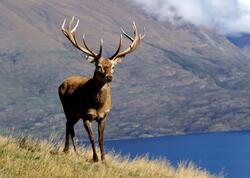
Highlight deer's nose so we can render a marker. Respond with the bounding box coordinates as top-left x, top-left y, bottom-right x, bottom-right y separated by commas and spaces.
106, 75, 113, 82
